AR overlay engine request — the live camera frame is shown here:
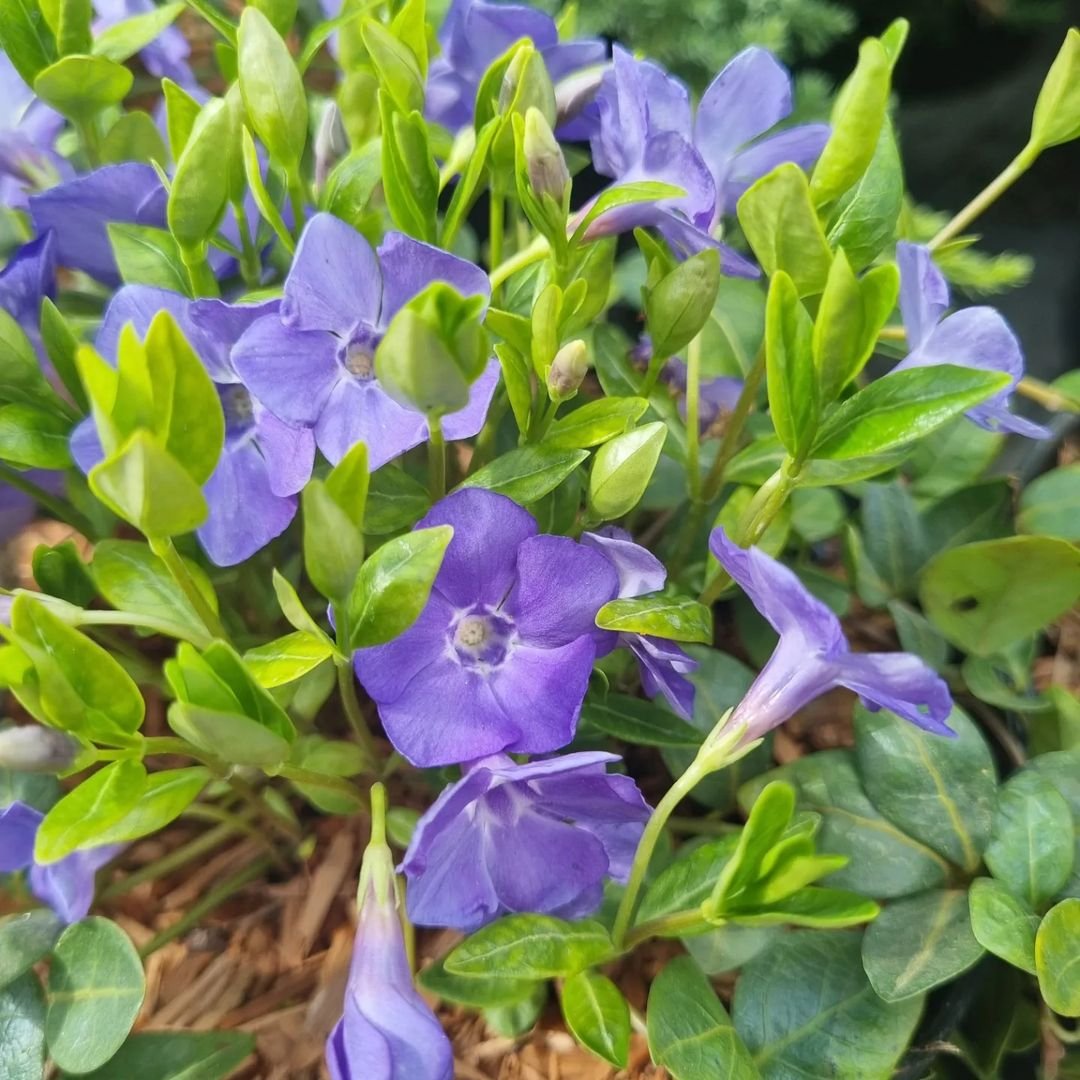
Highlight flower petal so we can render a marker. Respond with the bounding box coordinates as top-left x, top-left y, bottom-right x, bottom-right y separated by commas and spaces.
0, 800, 40, 872
896, 241, 949, 351
314, 376, 427, 468
832, 651, 955, 736
722, 123, 830, 214
252, 407, 315, 497
631, 635, 697, 720
580, 527, 667, 598
439, 358, 499, 442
